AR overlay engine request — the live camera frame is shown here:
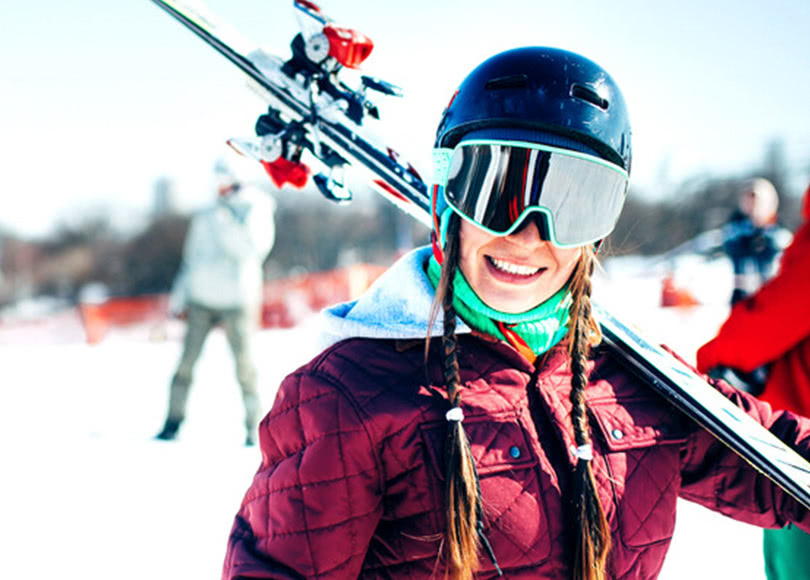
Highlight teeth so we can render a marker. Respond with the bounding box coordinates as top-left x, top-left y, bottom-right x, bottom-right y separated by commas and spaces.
490, 257, 541, 276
